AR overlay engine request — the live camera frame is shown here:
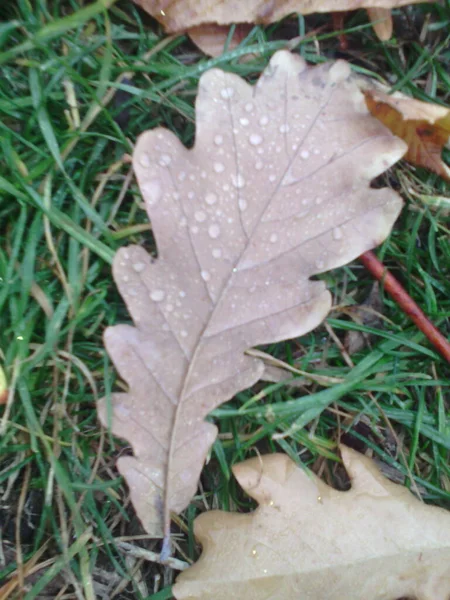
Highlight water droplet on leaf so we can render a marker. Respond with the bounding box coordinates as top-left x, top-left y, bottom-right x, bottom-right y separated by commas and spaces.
231, 174, 246, 189
220, 87, 234, 99
249, 133, 263, 146
333, 227, 343, 240
139, 153, 151, 167
158, 154, 171, 167
141, 180, 162, 205
205, 192, 217, 205
195, 210, 207, 222
132, 262, 145, 273
150, 289, 165, 302
208, 224, 221, 239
